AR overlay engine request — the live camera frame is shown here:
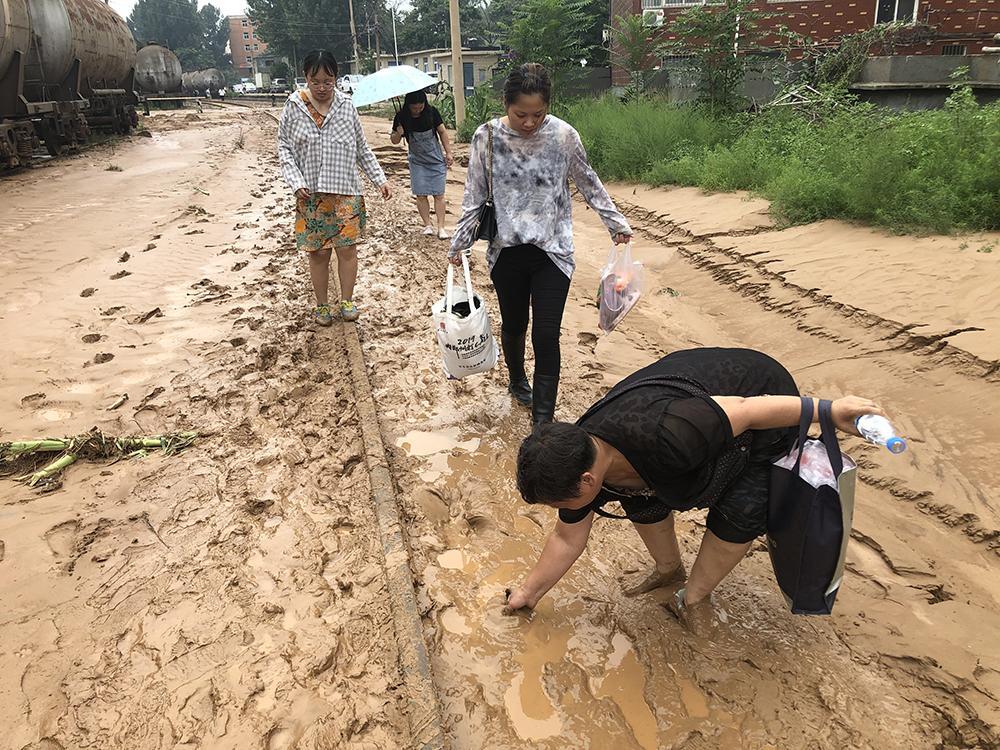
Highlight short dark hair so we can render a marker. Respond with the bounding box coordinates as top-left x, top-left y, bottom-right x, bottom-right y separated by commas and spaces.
503, 63, 552, 107
303, 50, 338, 78
404, 89, 428, 107
517, 422, 596, 505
